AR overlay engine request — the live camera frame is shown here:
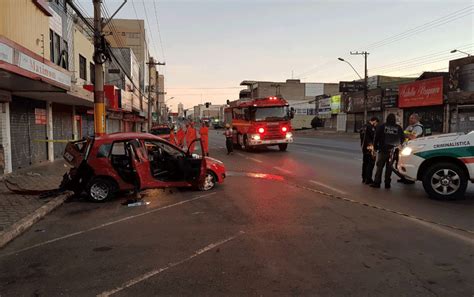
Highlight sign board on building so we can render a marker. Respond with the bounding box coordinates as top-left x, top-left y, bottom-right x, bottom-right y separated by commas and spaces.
449, 56, 474, 92
18, 52, 71, 87
331, 95, 341, 114
344, 89, 382, 113
34, 108, 47, 125
305, 83, 324, 97
382, 90, 398, 109
0, 42, 13, 64
339, 81, 365, 92
318, 97, 331, 115
399, 76, 443, 108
